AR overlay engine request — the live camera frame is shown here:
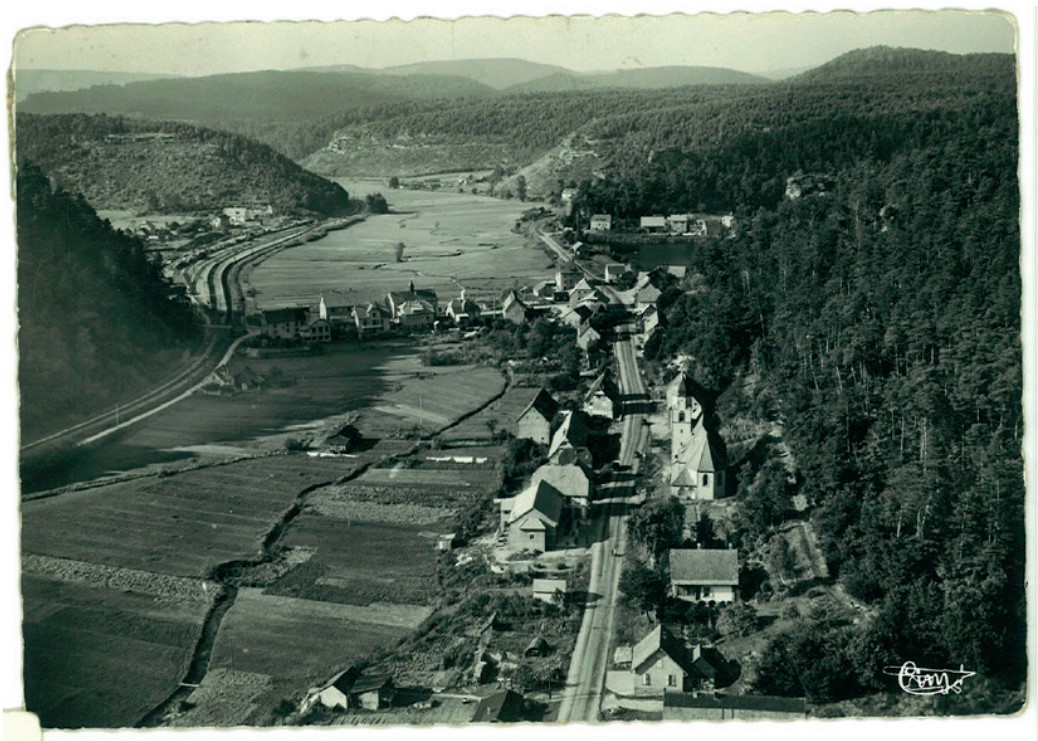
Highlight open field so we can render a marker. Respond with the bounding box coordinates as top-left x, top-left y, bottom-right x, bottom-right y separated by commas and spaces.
269, 512, 443, 606
22, 575, 214, 729
248, 180, 555, 309
174, 589, 427, 726
21, 455, 361, 578
352, 358, 506, 438
441, 384, 550, 443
